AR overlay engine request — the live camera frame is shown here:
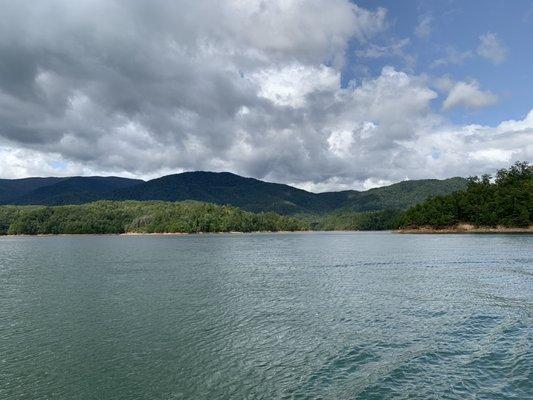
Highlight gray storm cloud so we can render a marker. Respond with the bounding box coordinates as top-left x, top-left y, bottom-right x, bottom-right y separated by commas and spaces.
0, 0, 531, 190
